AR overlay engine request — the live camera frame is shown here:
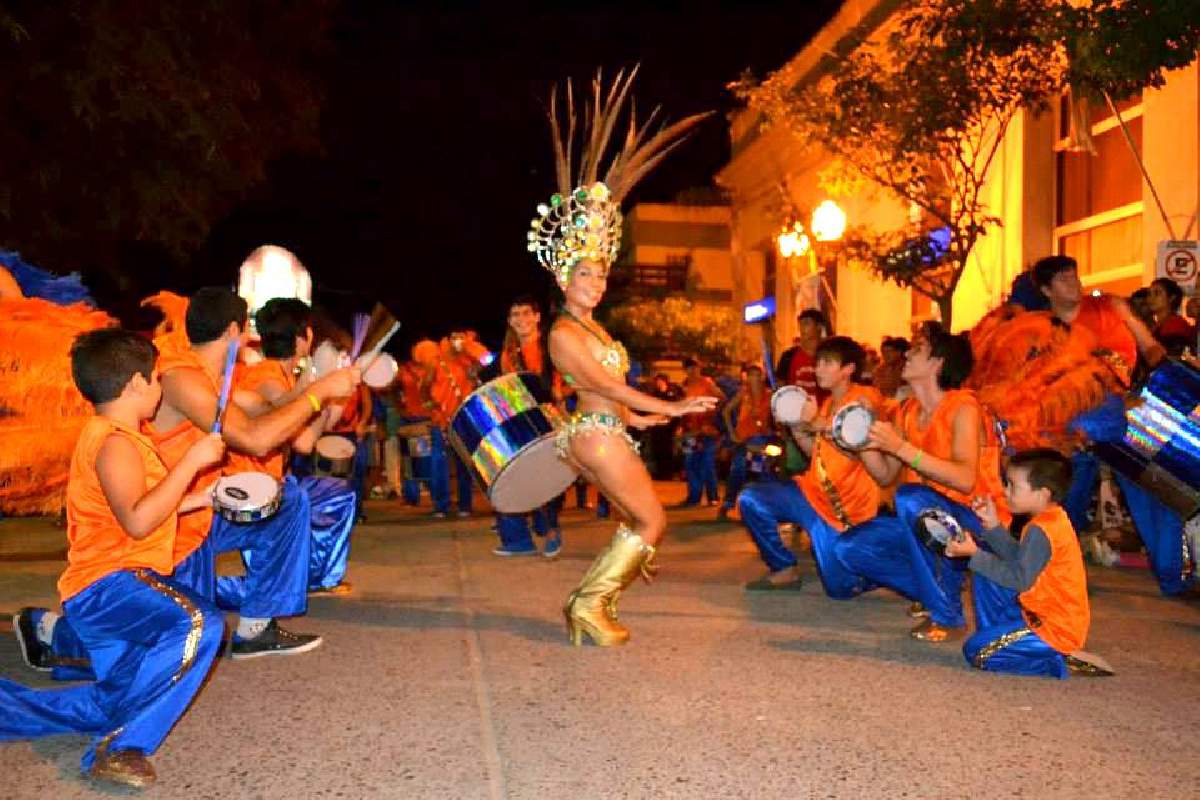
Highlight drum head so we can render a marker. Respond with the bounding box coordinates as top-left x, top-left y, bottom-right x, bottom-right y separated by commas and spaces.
771, 386, 809, 425
316, 435, 356, 459
832, 404, 873, 449
488, 437, 579, 514
312, 340, 344, 378
215, 472, 279, 512
358, 353, 399, 388
917, 509, 964, 554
